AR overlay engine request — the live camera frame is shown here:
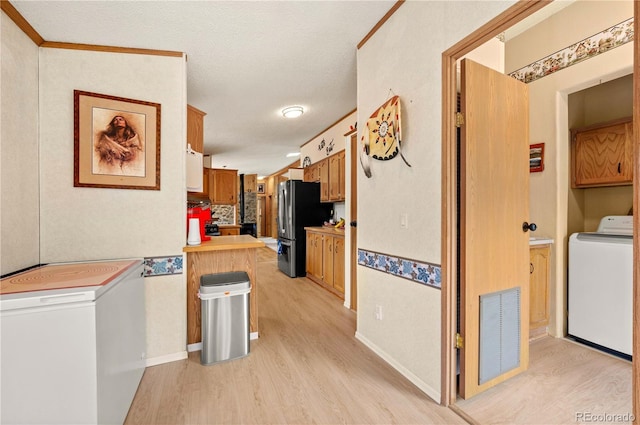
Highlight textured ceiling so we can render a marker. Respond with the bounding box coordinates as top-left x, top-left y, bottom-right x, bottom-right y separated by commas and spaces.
11, 0, 395, 177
